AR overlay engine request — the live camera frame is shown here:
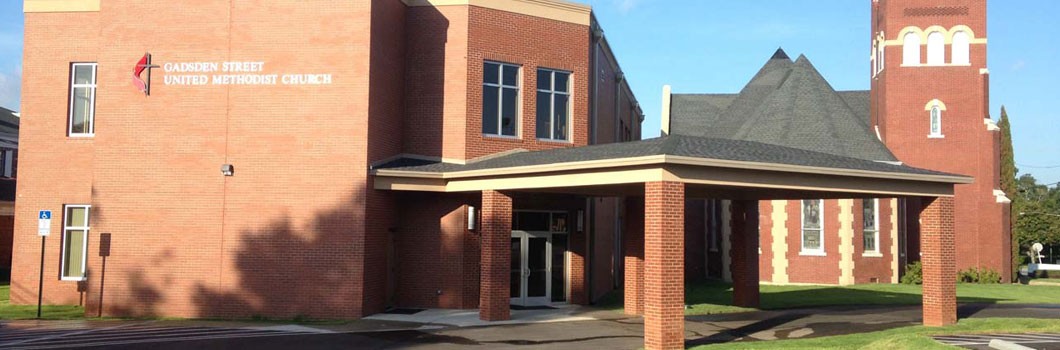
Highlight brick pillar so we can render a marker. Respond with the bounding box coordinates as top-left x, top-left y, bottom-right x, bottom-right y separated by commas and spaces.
623, 196, 644, 315
730, 199, 760, 308
643, 181, 685, 350
480, 190, 512, 321
920, 196, 956, 326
